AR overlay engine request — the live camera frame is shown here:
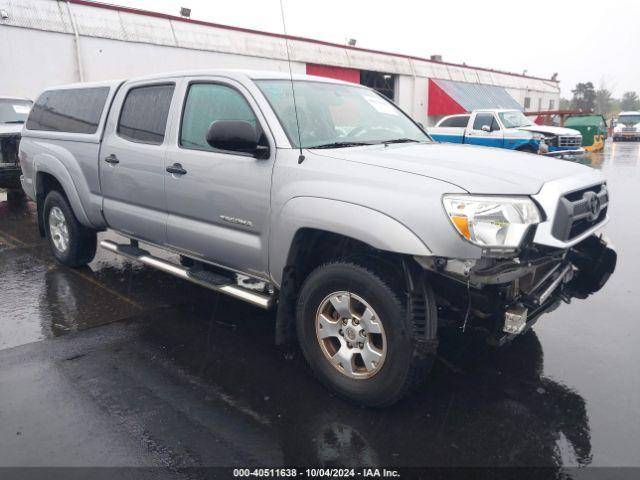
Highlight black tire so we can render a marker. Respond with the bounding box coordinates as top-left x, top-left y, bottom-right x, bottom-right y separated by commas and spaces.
296, 261, 436, 407
517, 145, 537, 154
43, 190, 97, 267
